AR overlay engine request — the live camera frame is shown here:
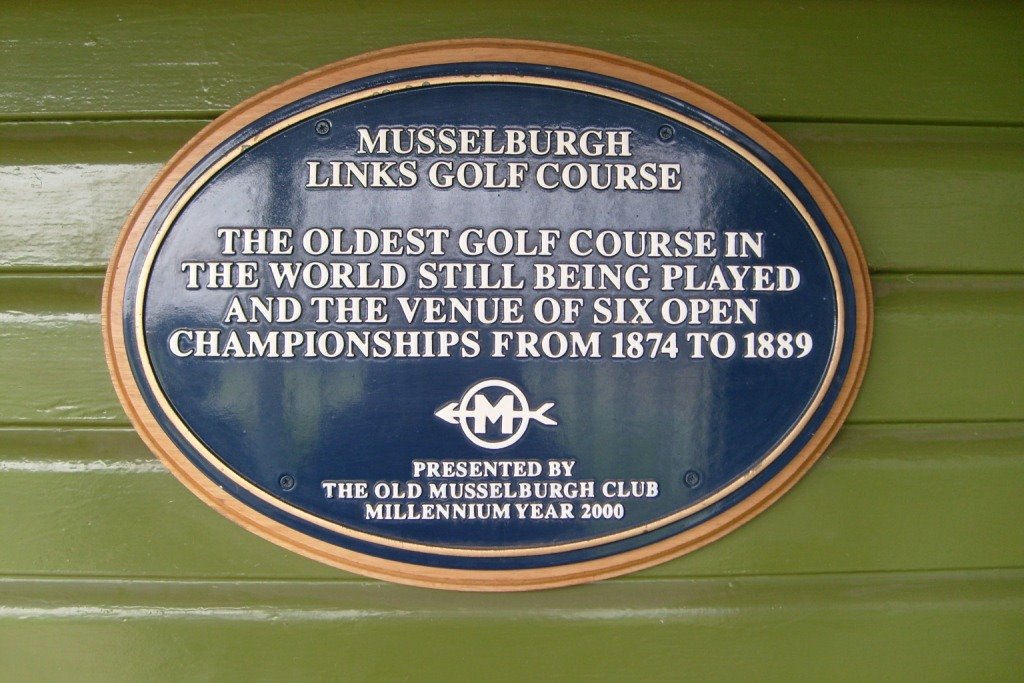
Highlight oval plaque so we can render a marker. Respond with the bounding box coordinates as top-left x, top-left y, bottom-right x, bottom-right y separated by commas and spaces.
104, 41, 871, 590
